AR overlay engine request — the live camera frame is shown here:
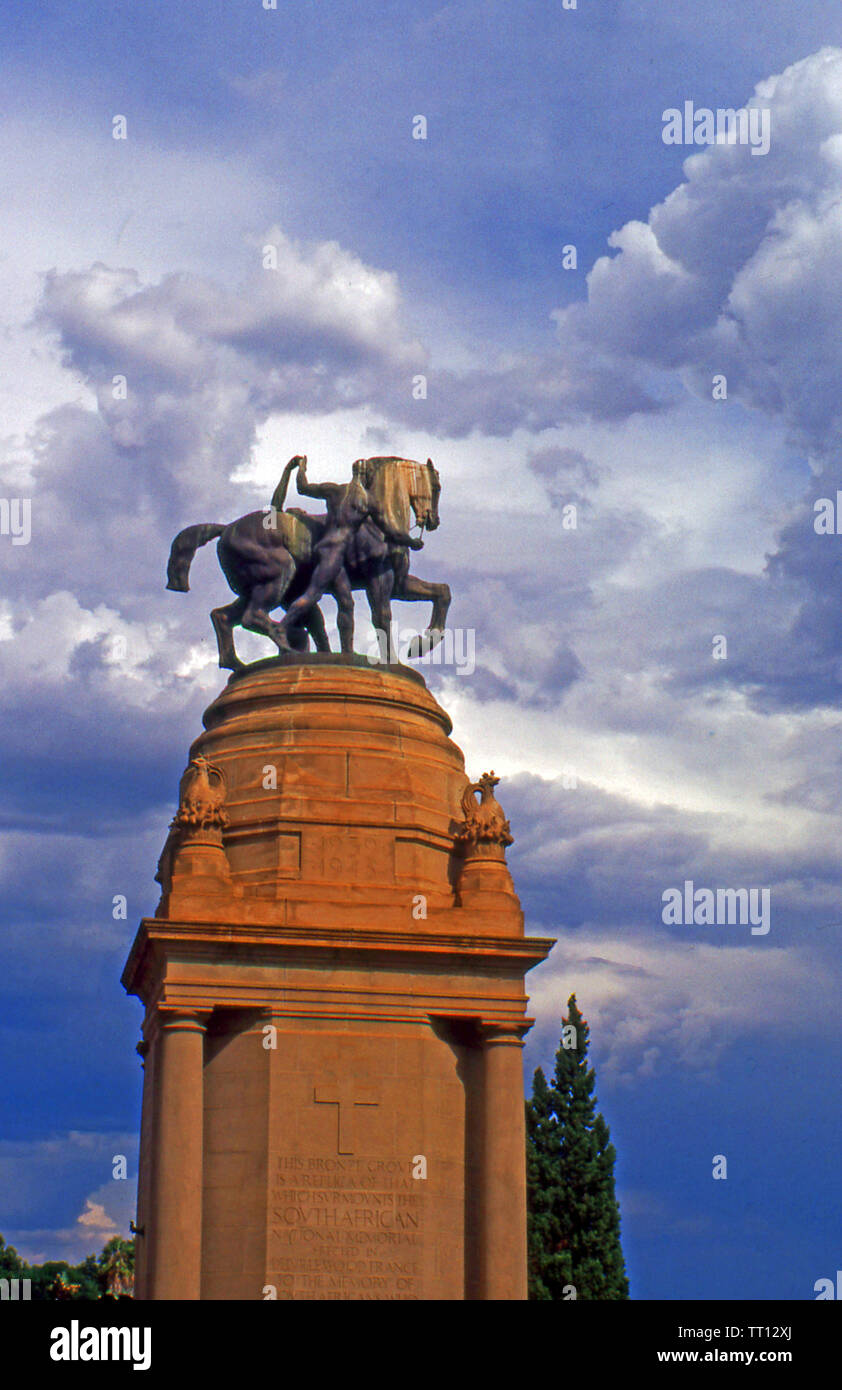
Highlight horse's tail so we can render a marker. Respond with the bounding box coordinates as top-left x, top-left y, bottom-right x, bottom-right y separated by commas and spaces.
166, 523, 226, 591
